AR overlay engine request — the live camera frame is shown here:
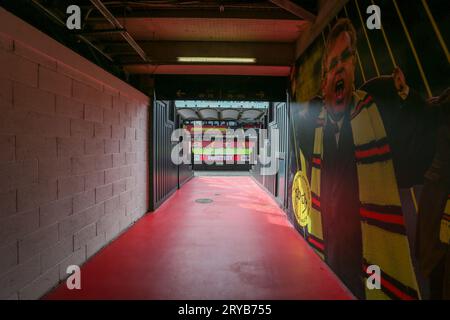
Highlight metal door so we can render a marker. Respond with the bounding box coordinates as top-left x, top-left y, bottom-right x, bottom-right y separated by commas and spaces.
152, 100, 178, 209
275, 101, 289, 208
